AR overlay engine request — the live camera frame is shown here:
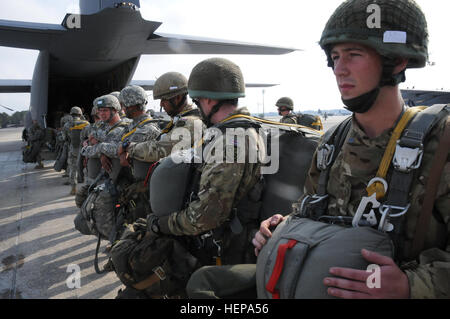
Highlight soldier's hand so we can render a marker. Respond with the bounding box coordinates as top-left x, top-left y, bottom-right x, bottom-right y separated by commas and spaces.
117, 145, 124, 156
323, 249, 410, 299
252, 214, 286, 257
119, 152, 130, 167
100, 154, 112, 173
89, 135, 98, 145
